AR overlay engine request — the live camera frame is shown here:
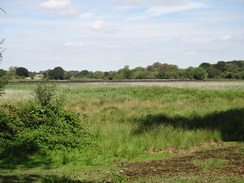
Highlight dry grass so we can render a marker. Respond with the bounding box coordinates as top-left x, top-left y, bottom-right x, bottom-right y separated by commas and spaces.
84, 81, 244, 90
